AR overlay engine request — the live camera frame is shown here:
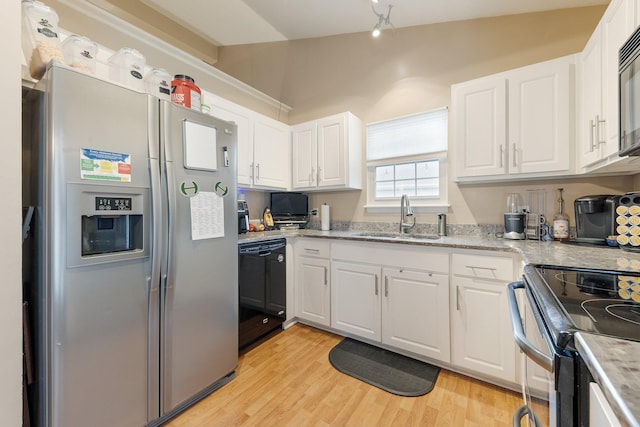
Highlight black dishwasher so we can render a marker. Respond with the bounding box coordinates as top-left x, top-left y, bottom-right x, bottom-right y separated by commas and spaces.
238, 238, 286, 350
